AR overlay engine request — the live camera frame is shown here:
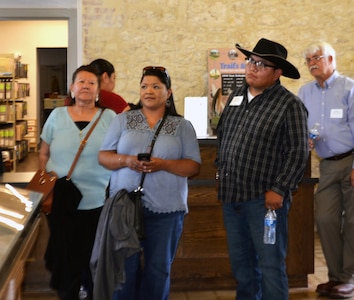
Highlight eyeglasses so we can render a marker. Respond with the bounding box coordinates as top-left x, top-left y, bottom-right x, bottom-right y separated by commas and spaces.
245, 58, 277, 72
305, 55, 325, 64
142, 66, 169, 78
